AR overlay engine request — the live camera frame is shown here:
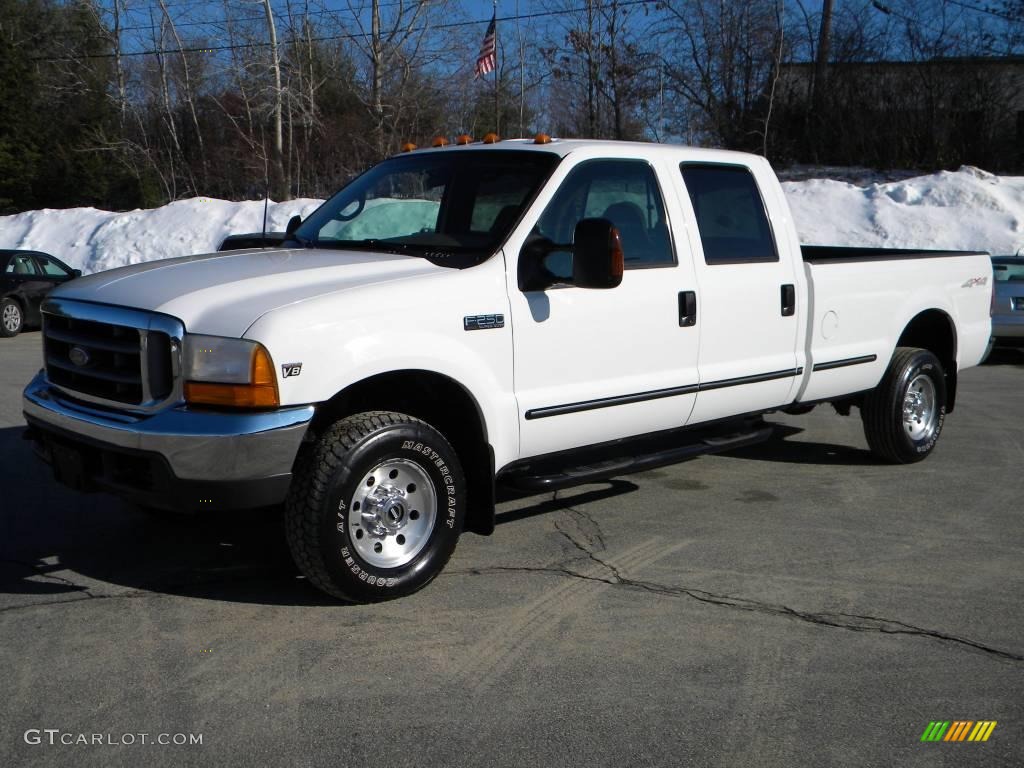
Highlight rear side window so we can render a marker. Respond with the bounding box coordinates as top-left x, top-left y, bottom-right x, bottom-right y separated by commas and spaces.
680, 164, 778, 264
